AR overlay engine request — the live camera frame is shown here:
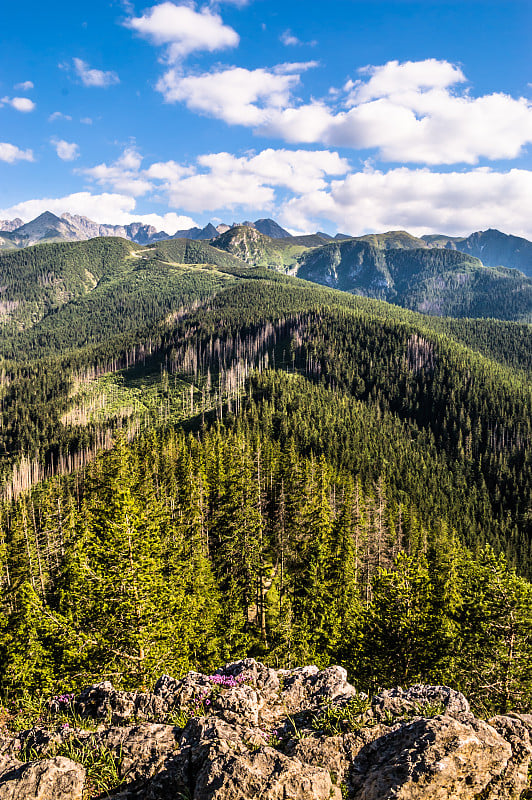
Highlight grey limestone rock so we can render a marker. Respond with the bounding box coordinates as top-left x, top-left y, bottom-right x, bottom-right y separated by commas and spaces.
487, 714, 532, 798
370, 684, 470, 721
194, 745, 341, 800
0, 756, 85, 800
2, 661, 531, 799
349, 714, 511, 800
75, 682, 165, 724
98, 723, 180, 784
